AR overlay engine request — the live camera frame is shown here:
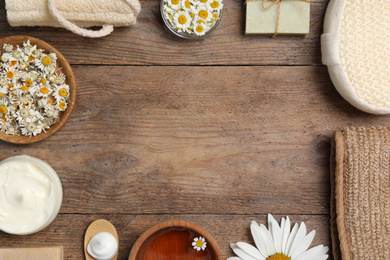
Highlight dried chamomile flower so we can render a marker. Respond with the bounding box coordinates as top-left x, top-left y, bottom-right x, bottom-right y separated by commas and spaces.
0, 41, 71, 137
